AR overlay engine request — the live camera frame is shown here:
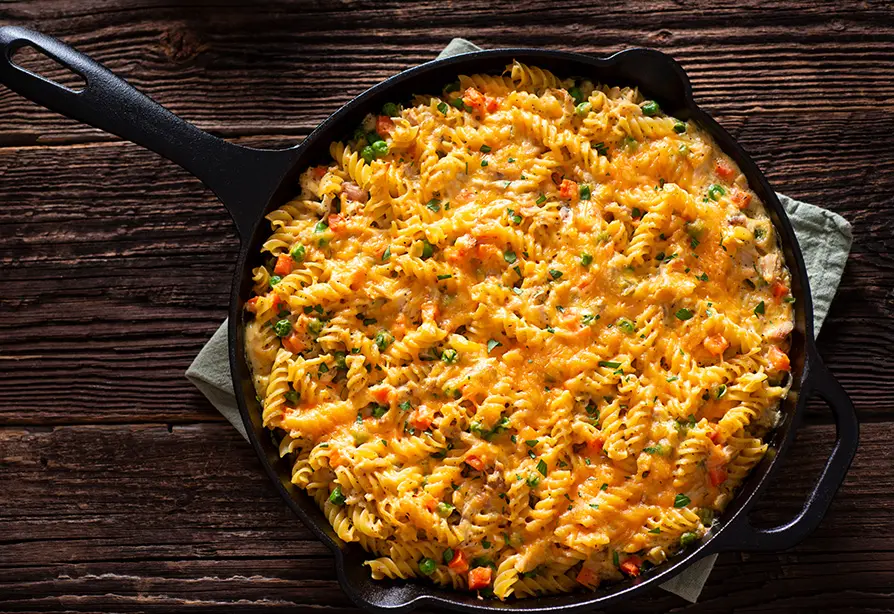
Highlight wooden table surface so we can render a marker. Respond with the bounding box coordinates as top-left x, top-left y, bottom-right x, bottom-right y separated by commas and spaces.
1, 1, 893, 612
